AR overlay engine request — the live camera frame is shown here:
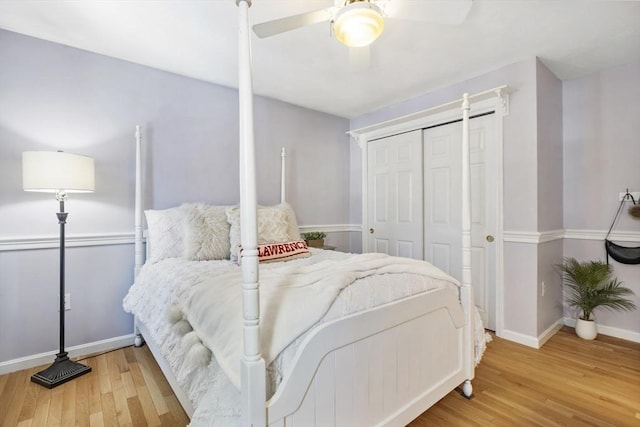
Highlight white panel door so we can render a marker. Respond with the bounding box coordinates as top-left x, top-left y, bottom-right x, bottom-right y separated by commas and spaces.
424, 115, 497, 330
424, 122, 463, 279
367, 130, 423, 259
469, 114, 497, 331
